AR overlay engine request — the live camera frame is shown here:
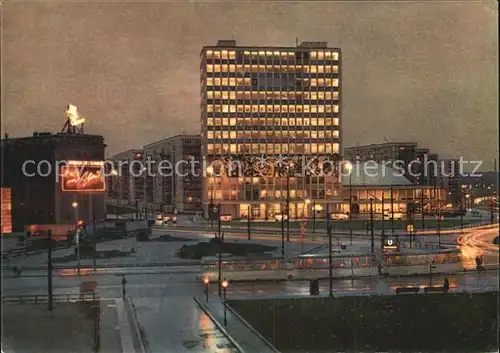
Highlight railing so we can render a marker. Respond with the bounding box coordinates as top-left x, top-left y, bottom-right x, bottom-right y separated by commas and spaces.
1, 292, 98, 304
